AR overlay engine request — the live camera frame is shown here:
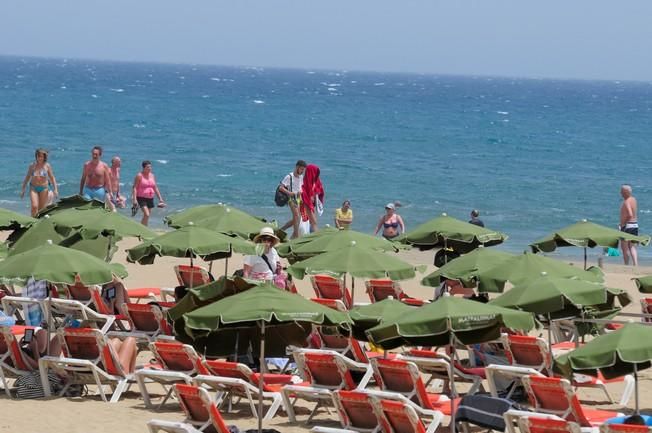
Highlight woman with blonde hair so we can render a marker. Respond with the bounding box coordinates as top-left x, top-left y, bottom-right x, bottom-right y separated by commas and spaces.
20, 148, 59, 216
